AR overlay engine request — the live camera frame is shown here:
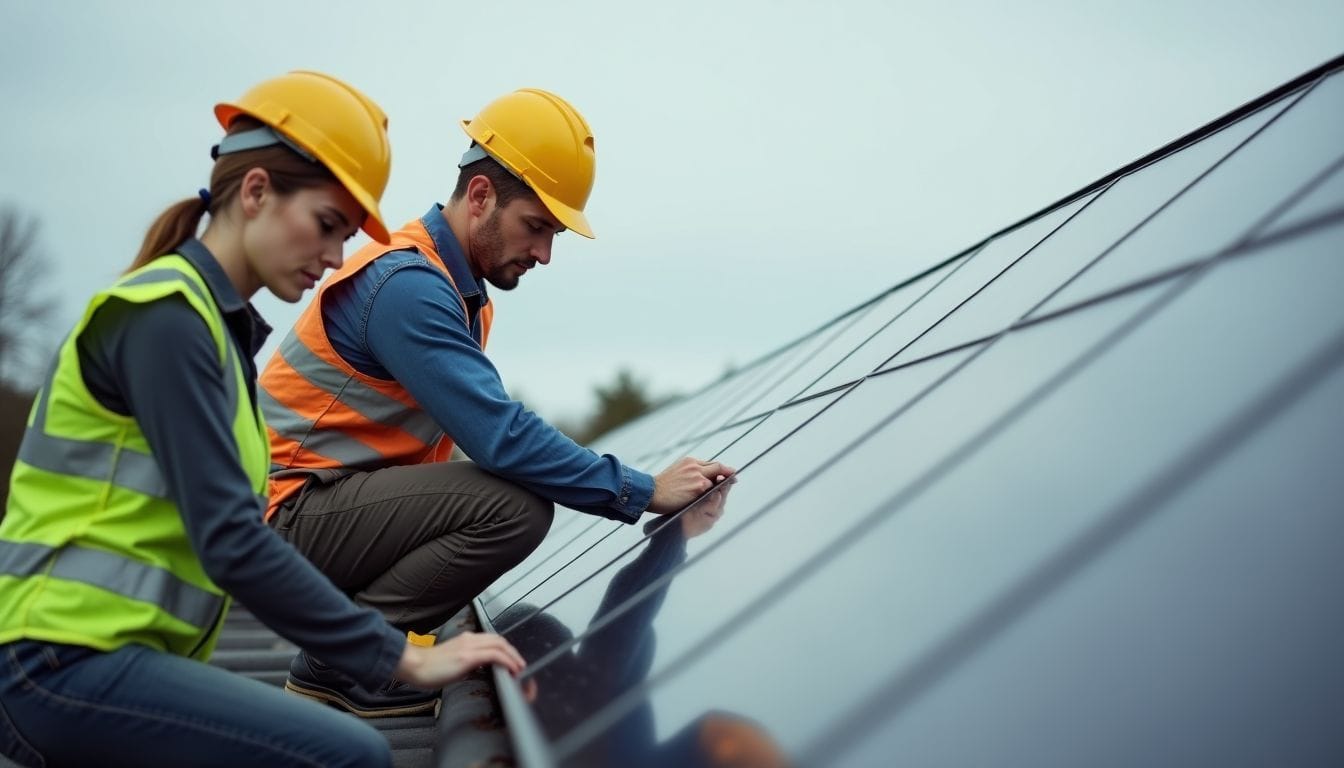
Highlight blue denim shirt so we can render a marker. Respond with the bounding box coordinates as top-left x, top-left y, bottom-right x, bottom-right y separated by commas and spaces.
323, 205, 654, 522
